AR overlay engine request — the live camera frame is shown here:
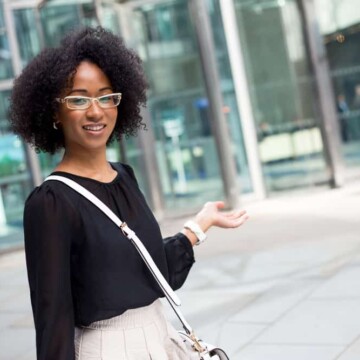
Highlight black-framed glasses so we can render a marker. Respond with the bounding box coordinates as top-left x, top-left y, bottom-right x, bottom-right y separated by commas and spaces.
56, 93, 122, 110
